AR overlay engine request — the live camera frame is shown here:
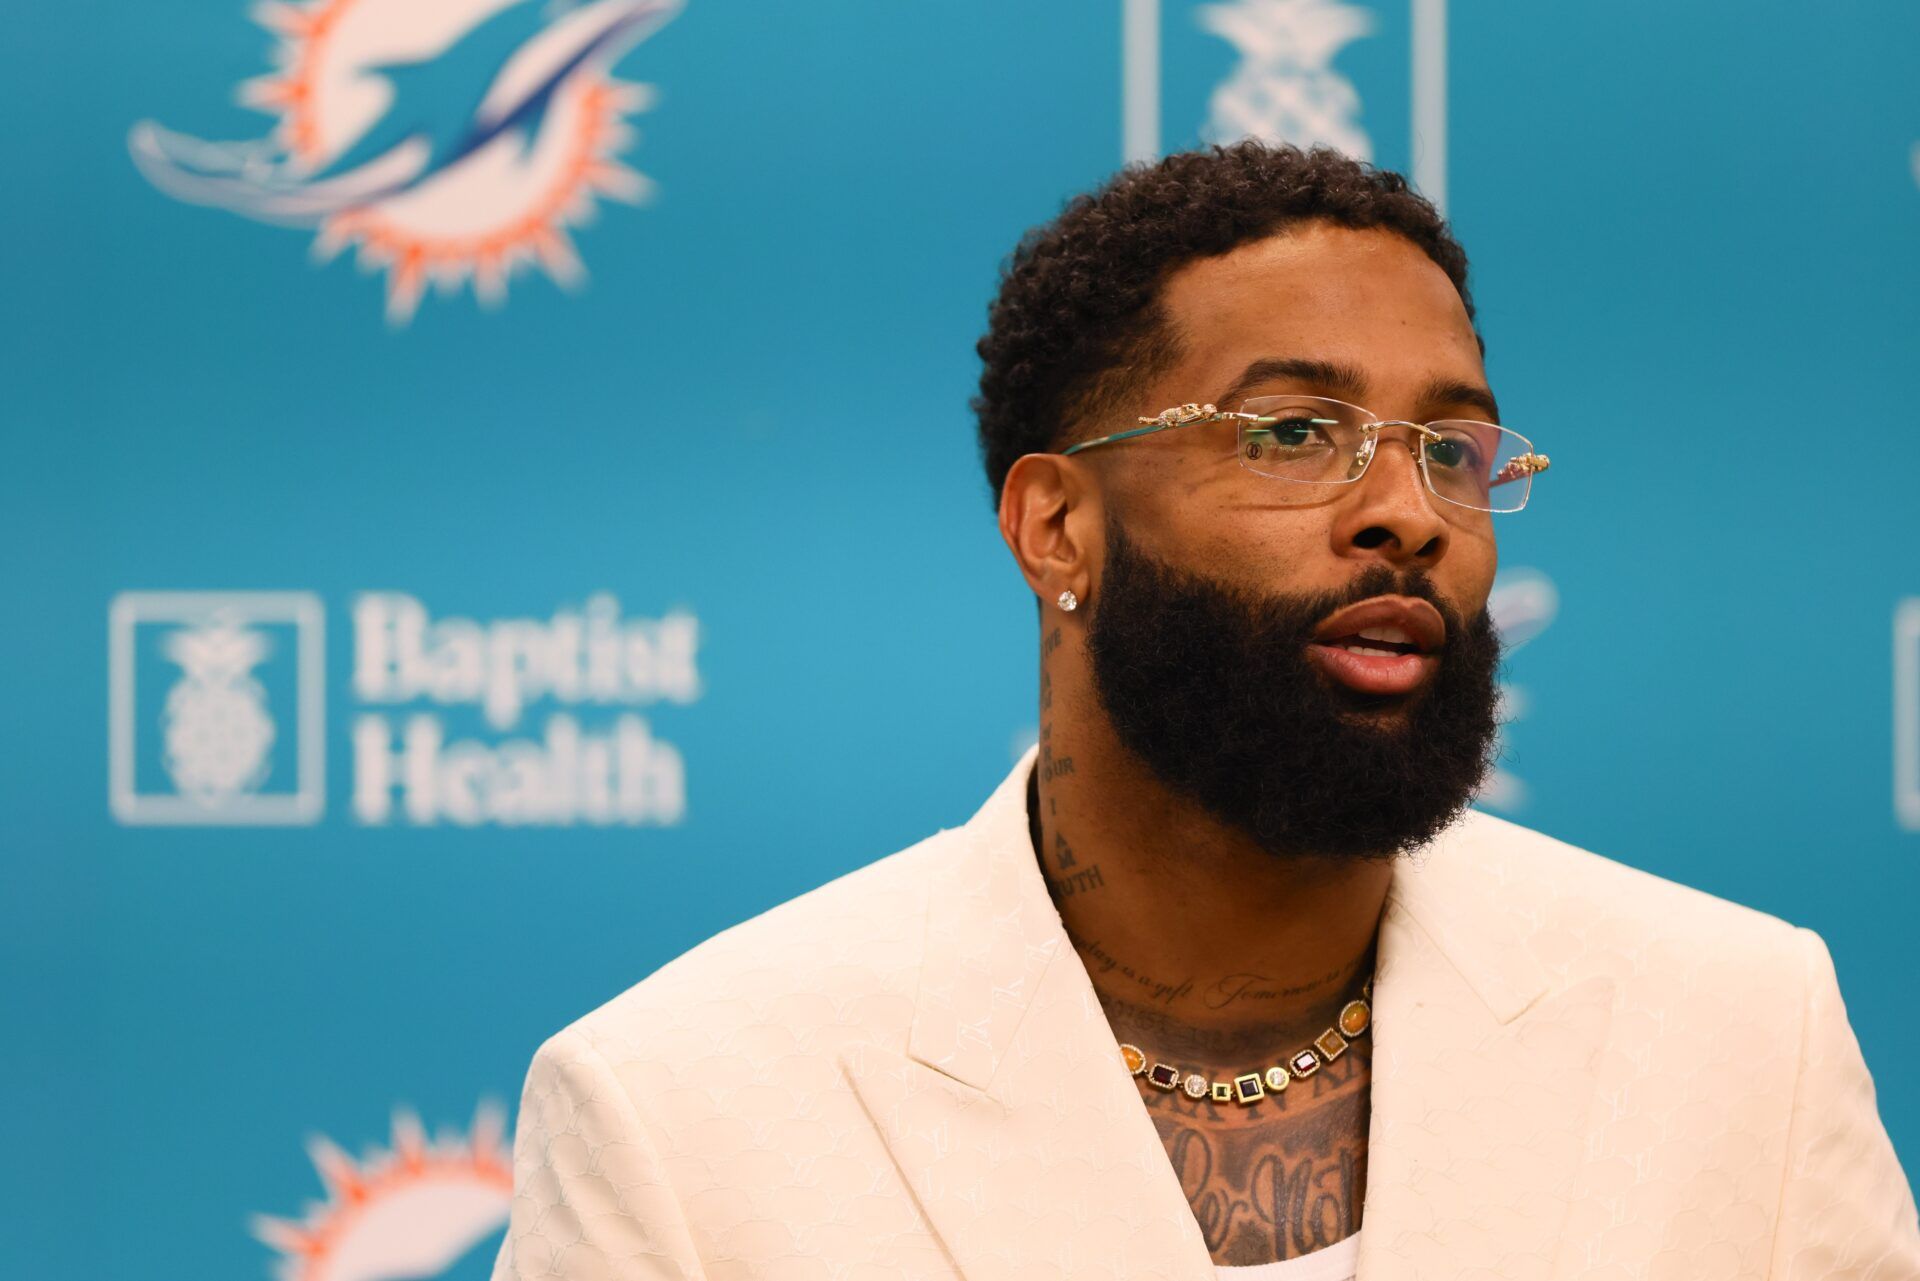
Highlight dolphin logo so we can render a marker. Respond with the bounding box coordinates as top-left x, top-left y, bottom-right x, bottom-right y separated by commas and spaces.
130, 0, 683, 319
